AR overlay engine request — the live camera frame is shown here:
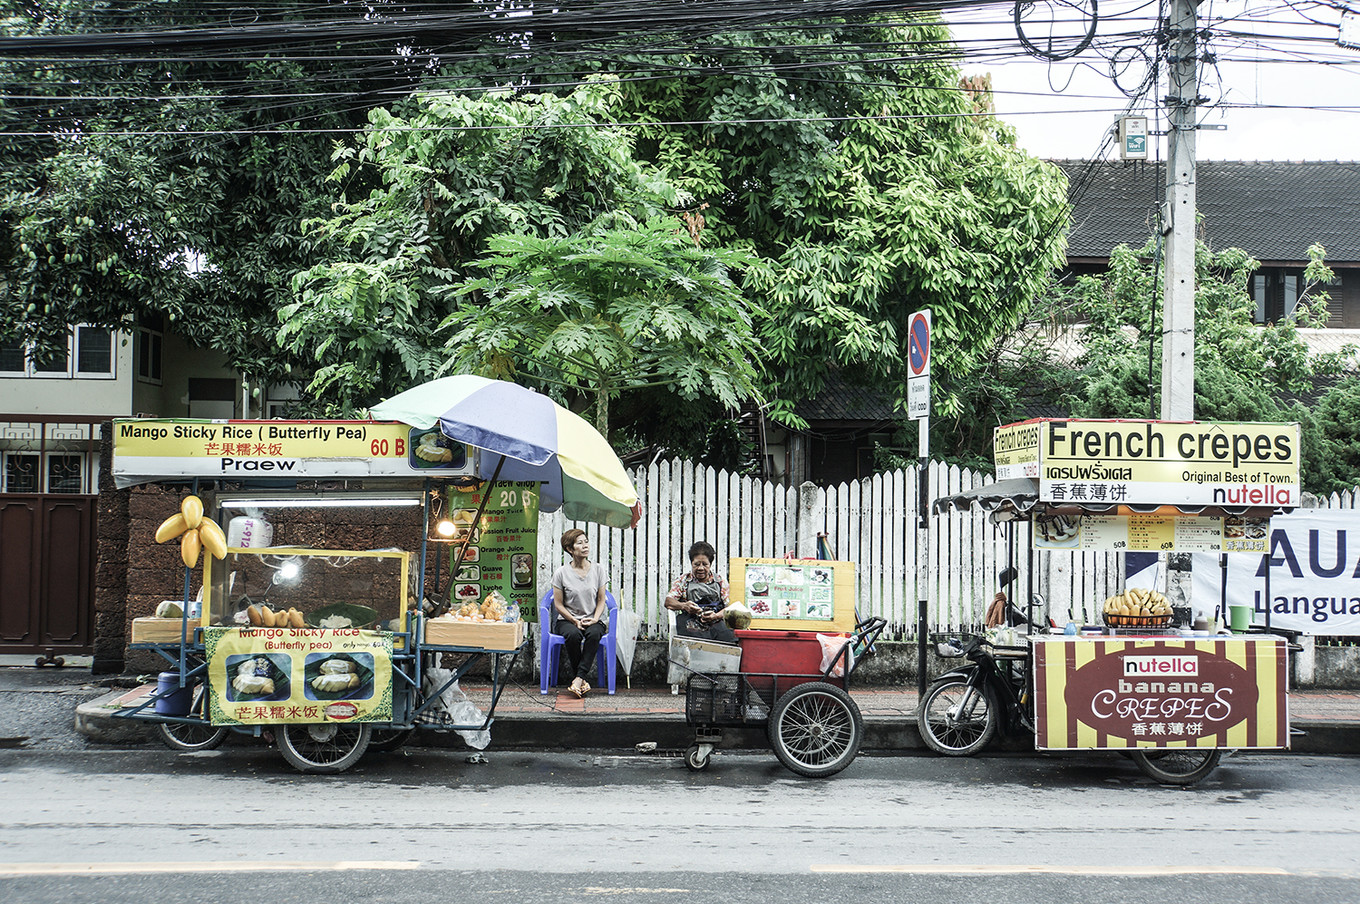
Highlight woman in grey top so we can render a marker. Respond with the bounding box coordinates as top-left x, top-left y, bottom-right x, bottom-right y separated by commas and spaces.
551, 528, 608, 697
